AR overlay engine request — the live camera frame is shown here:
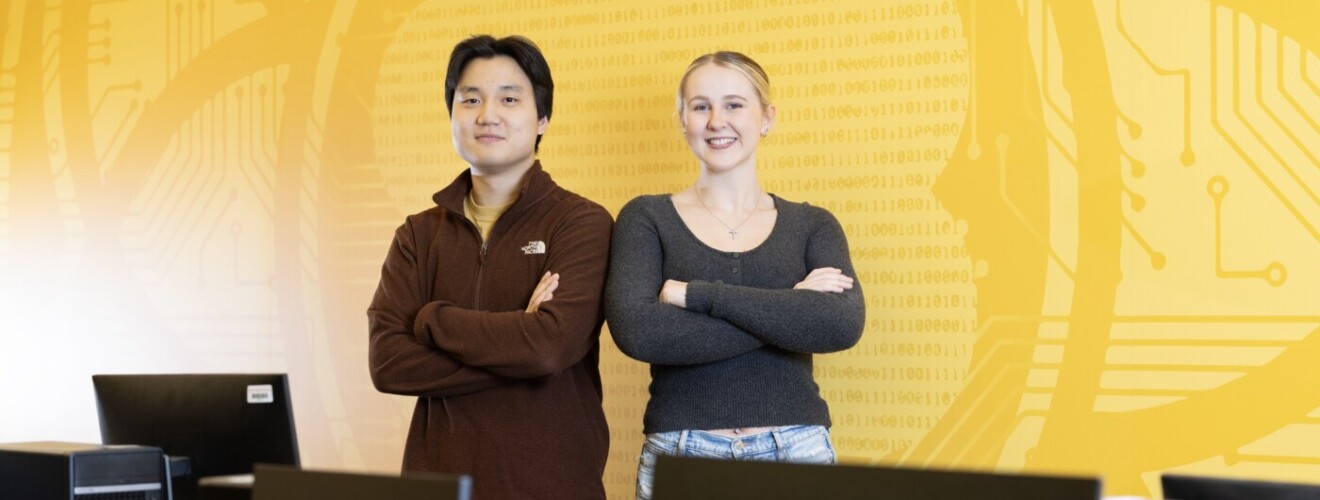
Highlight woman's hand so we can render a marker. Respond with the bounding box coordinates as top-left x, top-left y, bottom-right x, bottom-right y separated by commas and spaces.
525, 271, 560, 313
659, 279, 688, 309
793, 267, 854, 293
